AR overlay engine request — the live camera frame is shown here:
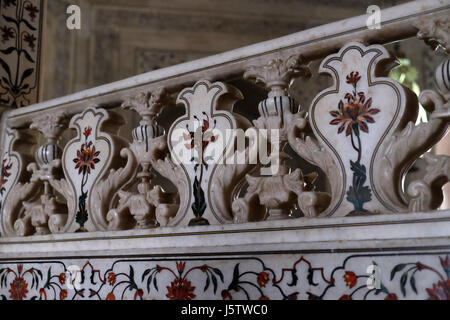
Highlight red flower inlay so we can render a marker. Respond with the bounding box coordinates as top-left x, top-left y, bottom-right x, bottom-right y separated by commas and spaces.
385, 293, 398, 300
330, 71, 380, 136
346, 71, 361, 84
73, 141, 100, 174
106, 292, 115, 300
9, 277, 28, 300
339, 294, 352, 300
107, 272, 116, 285
59, 272, 66, 285
343, 271, 357, 288
176, 261, 186, 273
221, 289, 233, 300
257, 272, 270, 287
60, 289, 68, 300
166, 278, 196, 300
183, 113, 217, 152
134, 289, 144, 300
330, 99, 380, 136
83, 126, 92, 138
426, 280, 450, 300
